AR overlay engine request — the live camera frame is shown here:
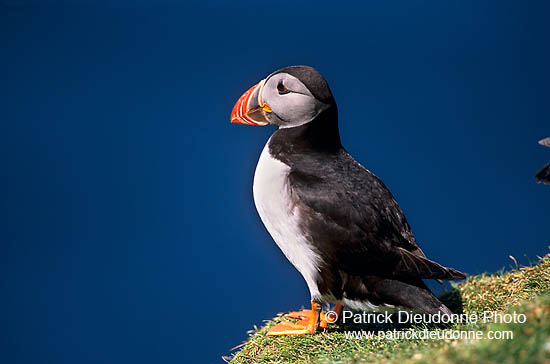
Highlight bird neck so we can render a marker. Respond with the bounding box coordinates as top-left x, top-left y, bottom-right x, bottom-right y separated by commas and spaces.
268, 107, 342, 162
